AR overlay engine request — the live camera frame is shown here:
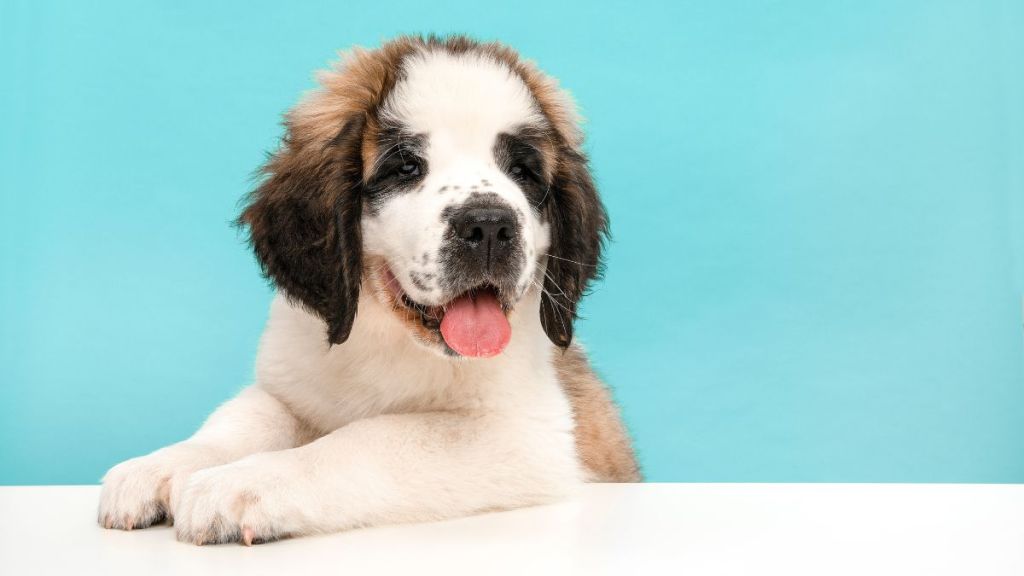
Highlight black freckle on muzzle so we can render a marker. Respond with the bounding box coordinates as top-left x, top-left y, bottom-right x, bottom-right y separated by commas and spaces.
439, 194, 525, 298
